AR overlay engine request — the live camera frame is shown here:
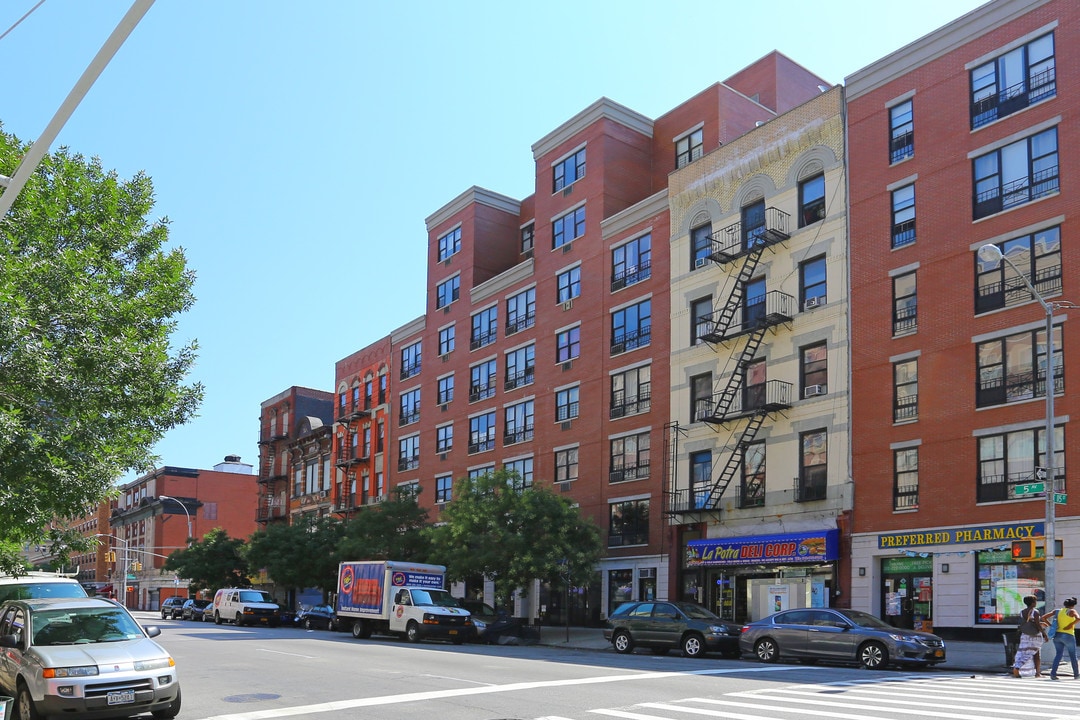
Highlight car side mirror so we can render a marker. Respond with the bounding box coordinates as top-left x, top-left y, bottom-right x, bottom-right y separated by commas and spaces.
0, 634, 18, 648
142, 625, 161, 638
